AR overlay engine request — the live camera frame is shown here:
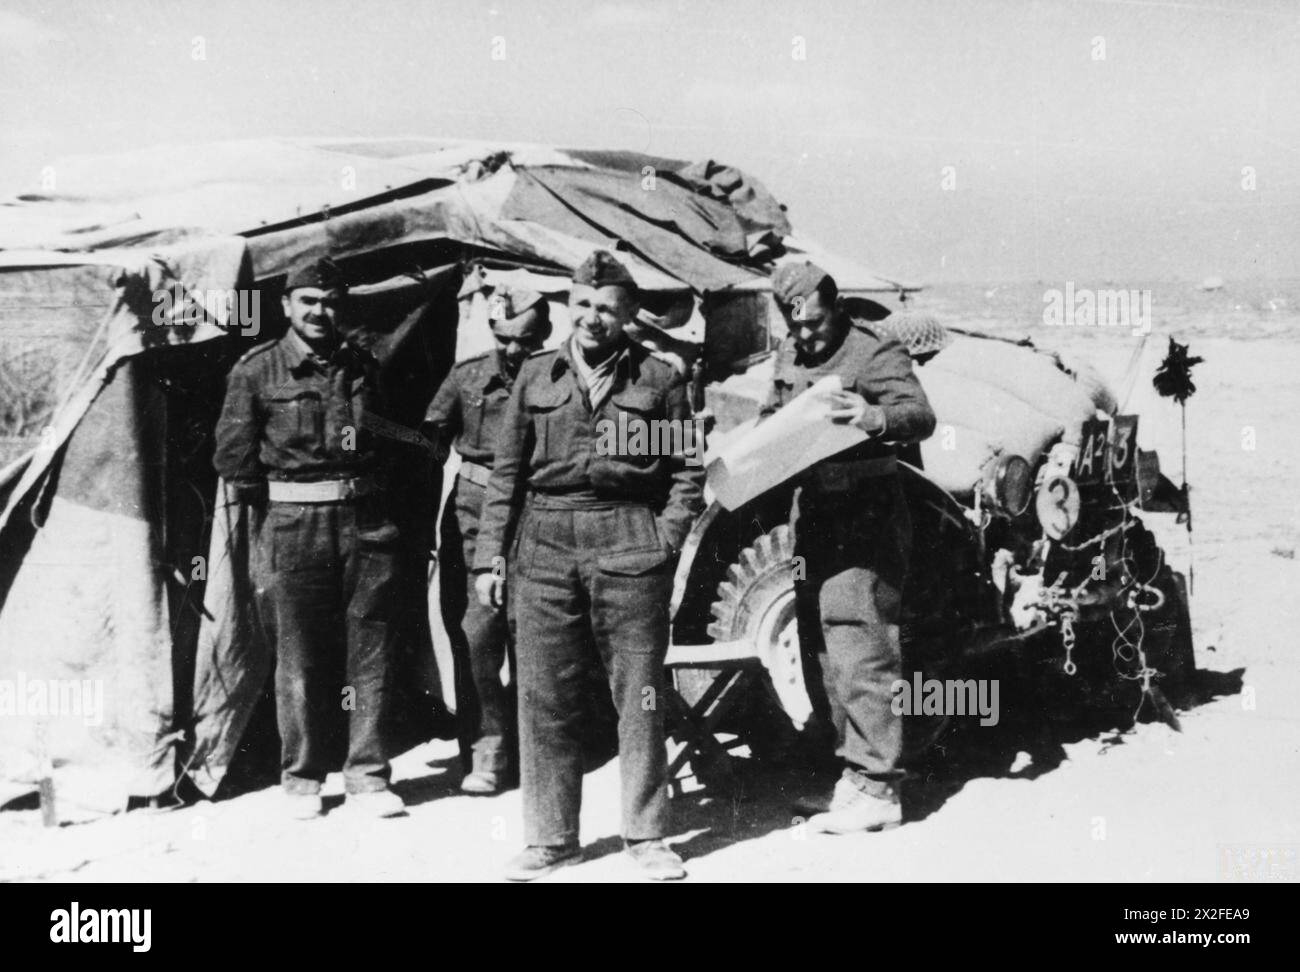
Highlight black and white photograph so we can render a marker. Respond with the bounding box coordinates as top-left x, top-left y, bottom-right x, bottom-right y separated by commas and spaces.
0, 0, 1295, 921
